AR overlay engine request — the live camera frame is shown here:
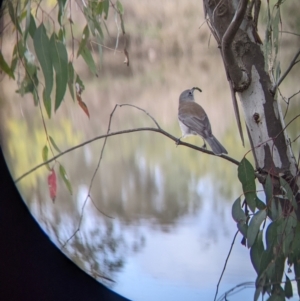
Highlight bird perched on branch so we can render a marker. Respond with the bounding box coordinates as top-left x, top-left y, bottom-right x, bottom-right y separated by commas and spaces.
177, 87, 228, 155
